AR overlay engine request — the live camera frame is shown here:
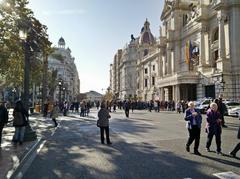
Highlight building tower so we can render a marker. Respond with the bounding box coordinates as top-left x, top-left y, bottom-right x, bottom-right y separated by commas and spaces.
58, 37, 65, 49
